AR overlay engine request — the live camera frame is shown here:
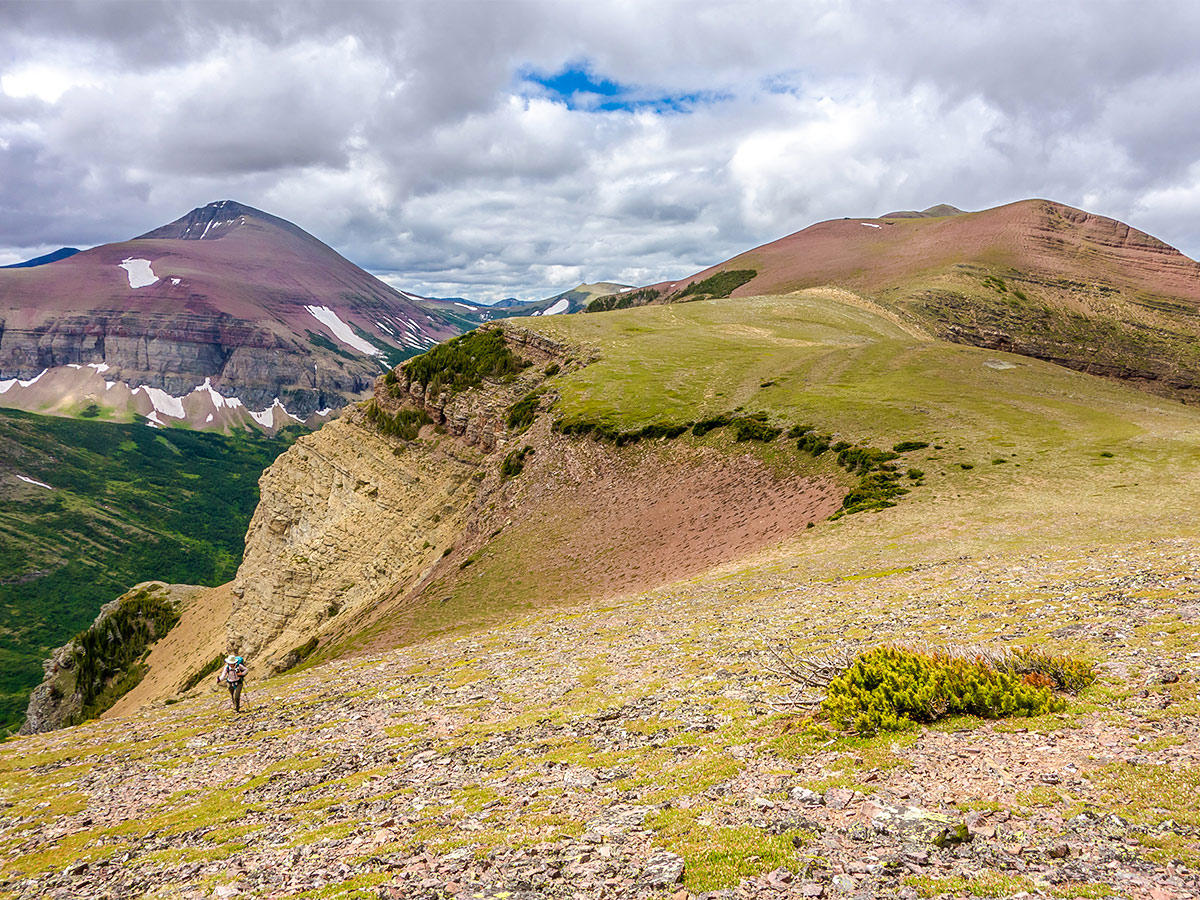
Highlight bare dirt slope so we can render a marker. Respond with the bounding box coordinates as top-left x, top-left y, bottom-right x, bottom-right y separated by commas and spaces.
355, 429, 844, 652
103, 583, 233, 718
